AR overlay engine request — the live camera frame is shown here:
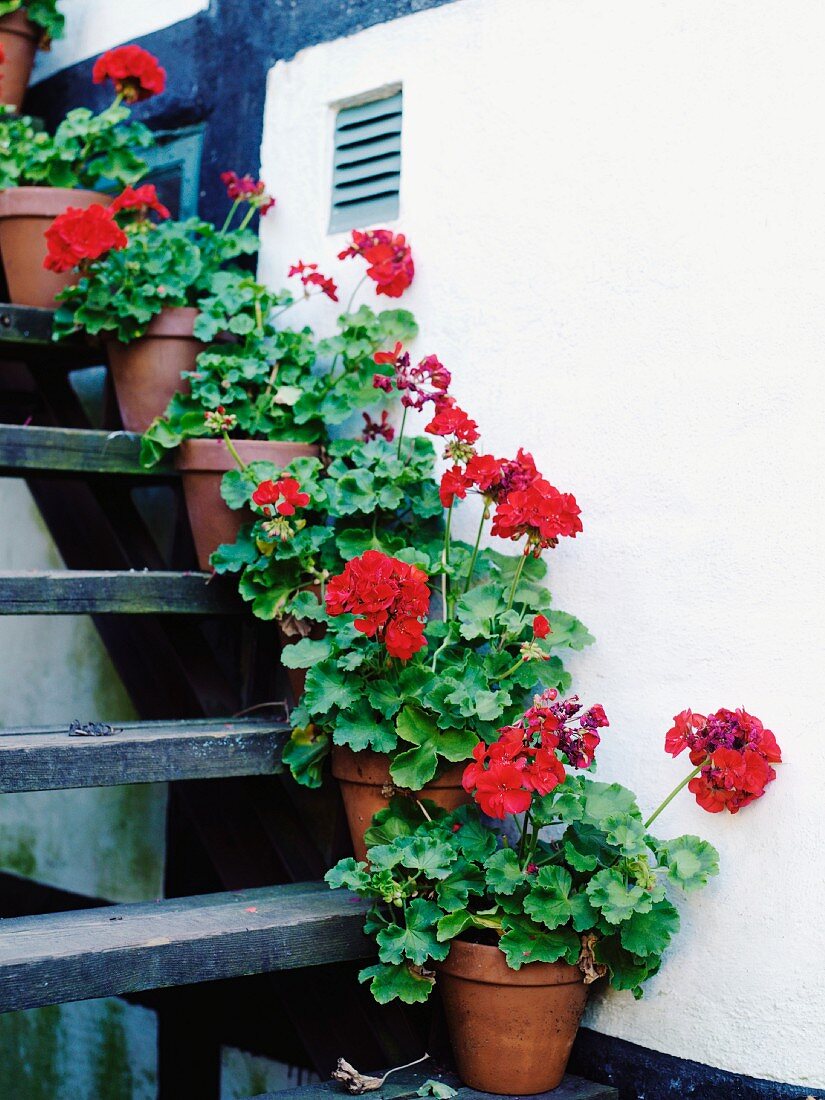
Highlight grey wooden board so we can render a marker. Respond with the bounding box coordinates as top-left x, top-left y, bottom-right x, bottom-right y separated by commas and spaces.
255, 1067, 617, 1099
0, 718, 288, 792
0, 882, 371, 1013
0, 570, 242, 614
0, 425, 175, 476
0, 304, 101, 364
